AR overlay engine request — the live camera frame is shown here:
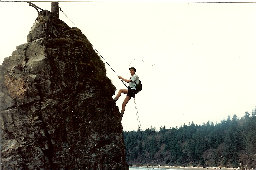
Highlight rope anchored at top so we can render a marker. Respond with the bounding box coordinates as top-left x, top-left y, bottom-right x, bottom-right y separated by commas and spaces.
27, 2, 43, 13
59, 6, 76, 26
